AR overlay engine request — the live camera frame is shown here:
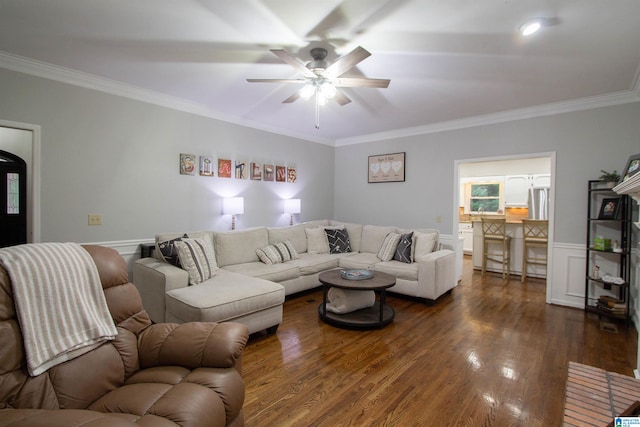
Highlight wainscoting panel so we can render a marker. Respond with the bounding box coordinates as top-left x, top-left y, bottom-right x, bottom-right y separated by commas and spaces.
549, 243, 585, 309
